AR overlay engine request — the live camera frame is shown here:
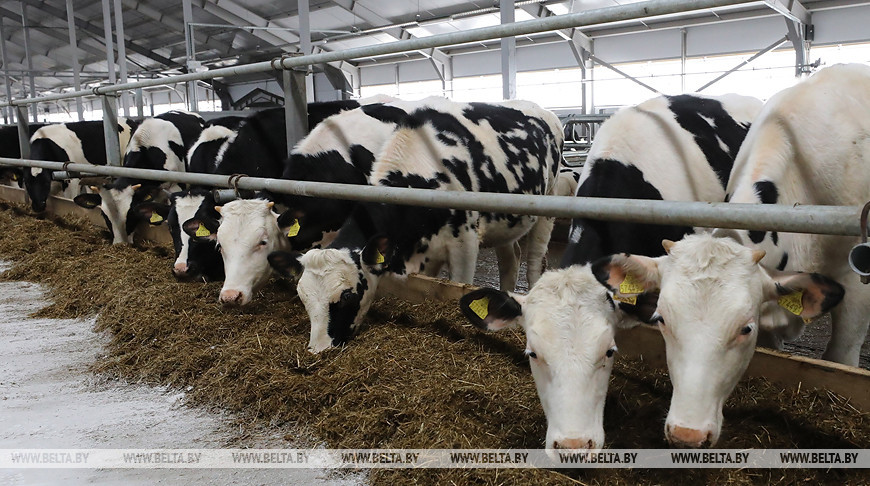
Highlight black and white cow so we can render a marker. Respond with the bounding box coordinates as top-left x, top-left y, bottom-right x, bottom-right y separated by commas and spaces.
458, 93, 762, 451
593, 65, 860, 448
24, 119, 138, 213
73, 110, 205, 244
268, 97, 564, 353
164, 100, 366, 281
0, 124, 44, 186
